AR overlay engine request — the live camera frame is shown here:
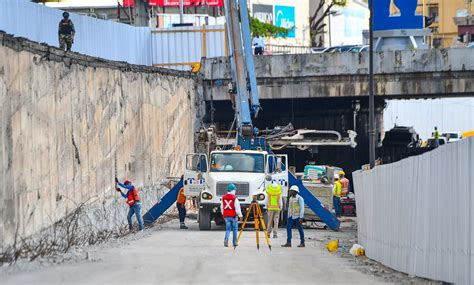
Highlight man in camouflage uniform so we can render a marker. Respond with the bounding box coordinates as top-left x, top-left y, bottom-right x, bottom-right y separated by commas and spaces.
58, 11, 75, 51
